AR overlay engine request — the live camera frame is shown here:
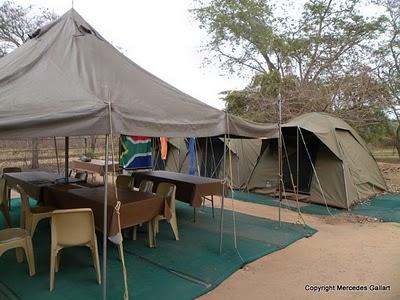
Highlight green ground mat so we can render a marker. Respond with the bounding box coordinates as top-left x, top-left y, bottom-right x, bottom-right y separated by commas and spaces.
230, 191, 342, 216
231, 191, 400, 222
0, 198, 316, 300
350, 193, 400, 223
